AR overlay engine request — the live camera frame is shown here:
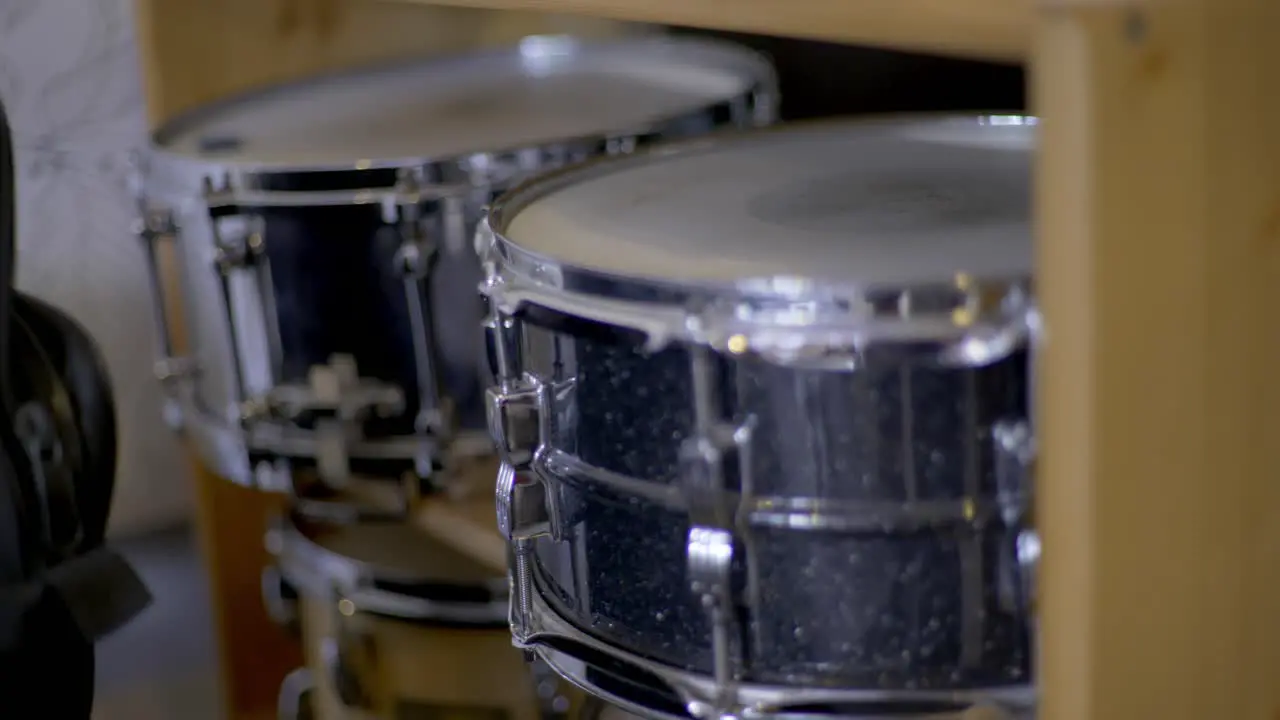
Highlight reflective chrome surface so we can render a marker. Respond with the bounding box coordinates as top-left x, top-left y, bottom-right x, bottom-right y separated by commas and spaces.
482, 116, 1039, 719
